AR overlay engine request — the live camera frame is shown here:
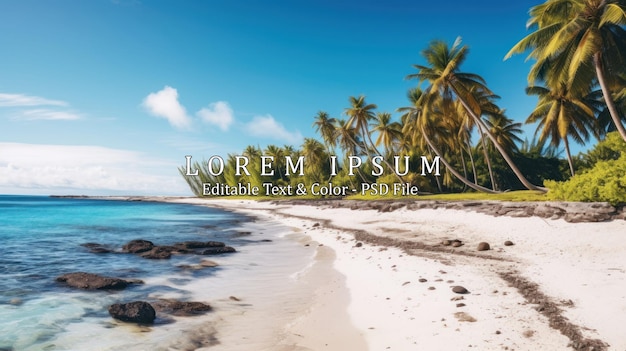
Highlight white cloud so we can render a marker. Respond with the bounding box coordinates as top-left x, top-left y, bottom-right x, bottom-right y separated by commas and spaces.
0, 143, 189, 195
244, 115, 303, 144
197, 101, 234, 131
14, 109, 82, 120
142, 86, 192, 129
0, 93, 68, 107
